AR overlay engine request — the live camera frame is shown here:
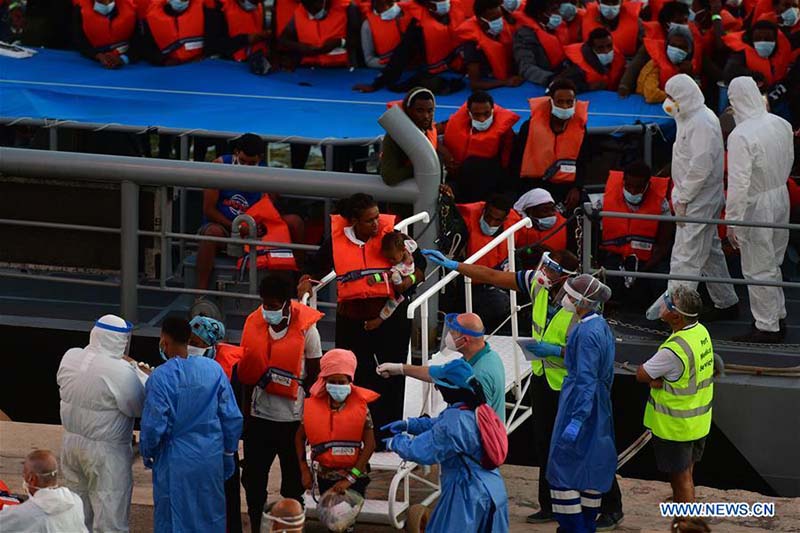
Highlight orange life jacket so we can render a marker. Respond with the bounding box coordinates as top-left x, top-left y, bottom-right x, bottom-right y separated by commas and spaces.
457, 201, 521, 269
517, 212, 568, 251
145, 0, 205, 64
455, 17, 515, 79
756, 11, 800, 35
238, 301, 324, 399
386, 100, 439, 148
219, 0, 267, 61
643, 20, 704, 54
276, 0, 301, 36
331, 214, 396, 301
581, 1, 641, 56
723, 30, 793, 86
647, 0, 664, 21
644, 37, 702, 88
601, 171, 669, 262
365, 4, 412, 63
515, 12, 567, 67
694, 10, 740, 51
236, 196, 298, 272
520, 96, 588, 183
215, 342, 243, 381
559, 9, 585, 44
304, 385, 380, 469
406, 0, 466, 73
74, 0, 137, 55
443, 103, 519, 164
293, 1, 348, 67
0, 480, 21, 510
564, 42, 625, 90
788, 178, 800, 209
